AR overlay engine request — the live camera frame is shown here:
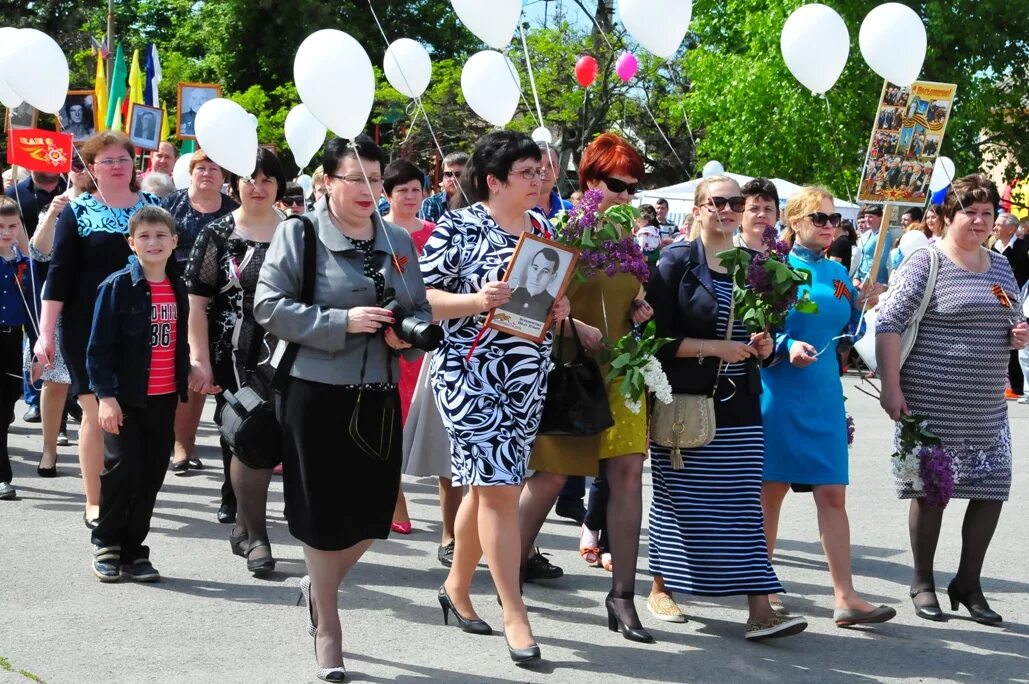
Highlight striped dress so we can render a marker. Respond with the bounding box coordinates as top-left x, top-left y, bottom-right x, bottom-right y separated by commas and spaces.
877, 246, 1023, 500
648, 272, 783, 596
